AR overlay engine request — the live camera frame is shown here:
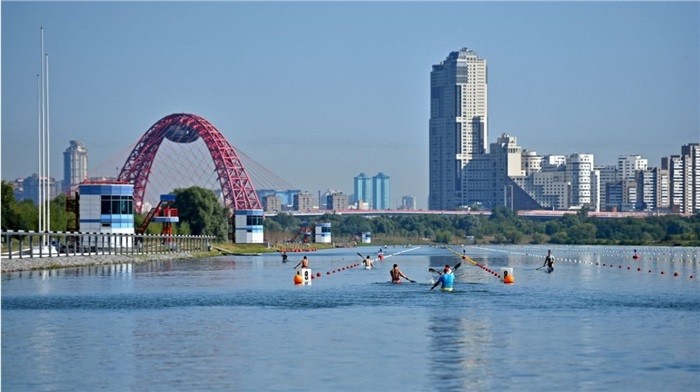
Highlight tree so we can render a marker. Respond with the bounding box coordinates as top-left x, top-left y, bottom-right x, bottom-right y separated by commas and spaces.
2, 181, 18, 230
435, 229, 453, 244
568, 222, 597, 243
172, 186, 228, 239
49, 194, 68, 232
11, 200, 38, 231
269, 212, 299, 231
